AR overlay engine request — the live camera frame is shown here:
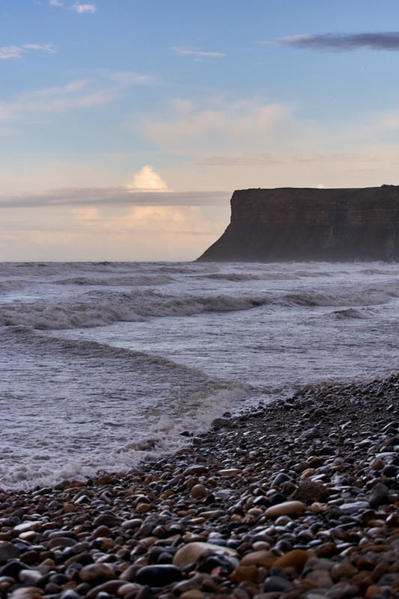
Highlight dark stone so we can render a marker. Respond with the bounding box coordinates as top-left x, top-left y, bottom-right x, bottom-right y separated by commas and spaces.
0, 559, 25, 578
263, 575, 293, 592
0, 543, 20, 563
369, 482, 390, 508
136, 565, 183, 586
